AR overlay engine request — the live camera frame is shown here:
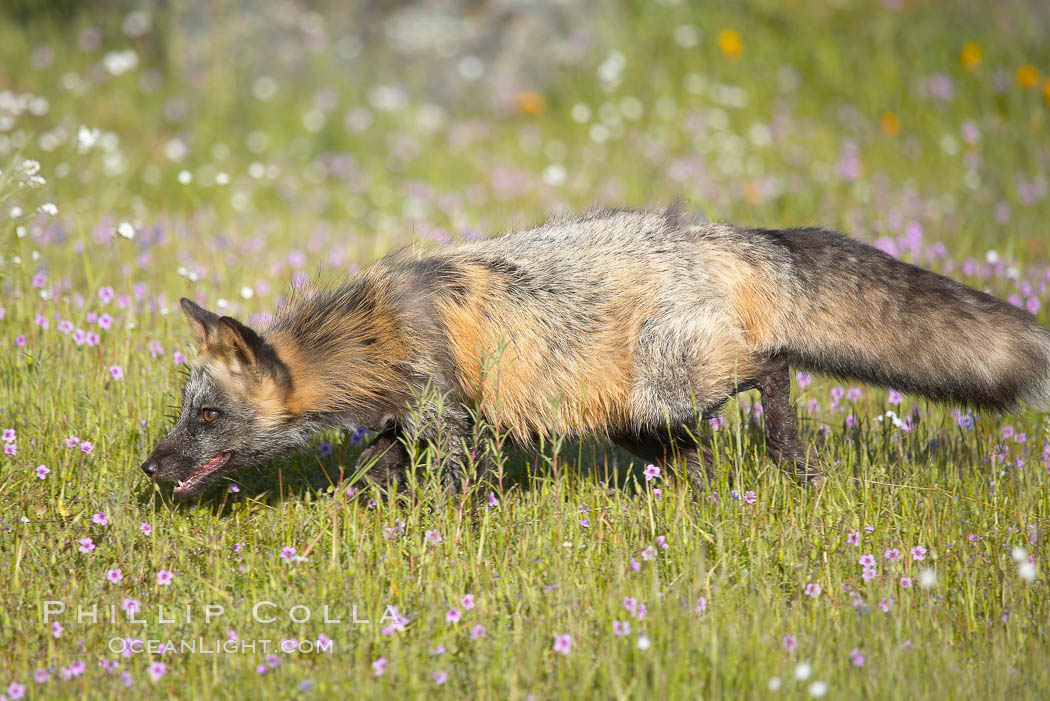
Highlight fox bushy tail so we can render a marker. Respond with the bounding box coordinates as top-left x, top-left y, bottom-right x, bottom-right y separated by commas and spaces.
749, 227, 1050, 410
